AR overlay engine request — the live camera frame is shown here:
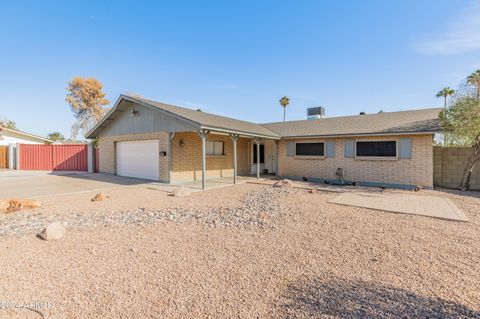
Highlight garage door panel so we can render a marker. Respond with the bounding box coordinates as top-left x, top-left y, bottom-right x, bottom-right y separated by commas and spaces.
116, 140, 159, 181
